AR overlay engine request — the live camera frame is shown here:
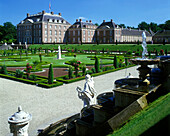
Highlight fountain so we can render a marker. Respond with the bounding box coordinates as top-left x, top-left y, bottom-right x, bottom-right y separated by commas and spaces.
57, 45, 62, 59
